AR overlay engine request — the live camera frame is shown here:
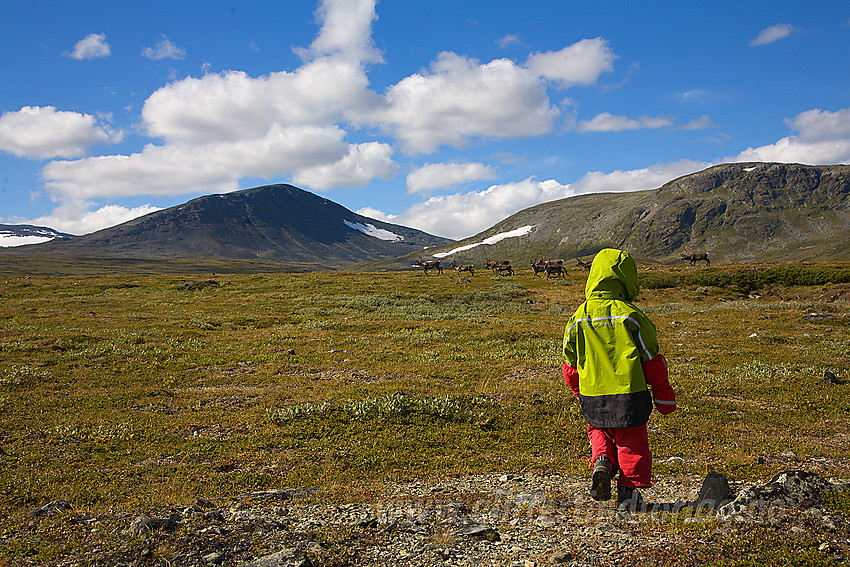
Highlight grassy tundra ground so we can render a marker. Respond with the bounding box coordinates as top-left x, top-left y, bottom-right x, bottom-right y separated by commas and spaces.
0, 261, 849, 565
